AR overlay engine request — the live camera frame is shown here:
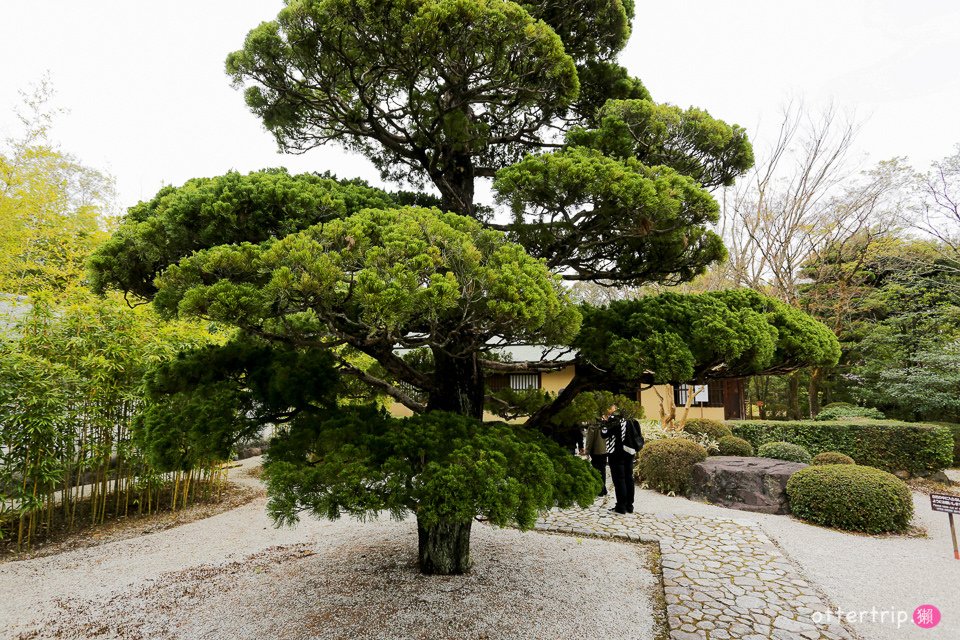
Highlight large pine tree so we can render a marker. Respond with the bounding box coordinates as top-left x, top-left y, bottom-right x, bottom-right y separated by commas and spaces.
89, 0, 837, 573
